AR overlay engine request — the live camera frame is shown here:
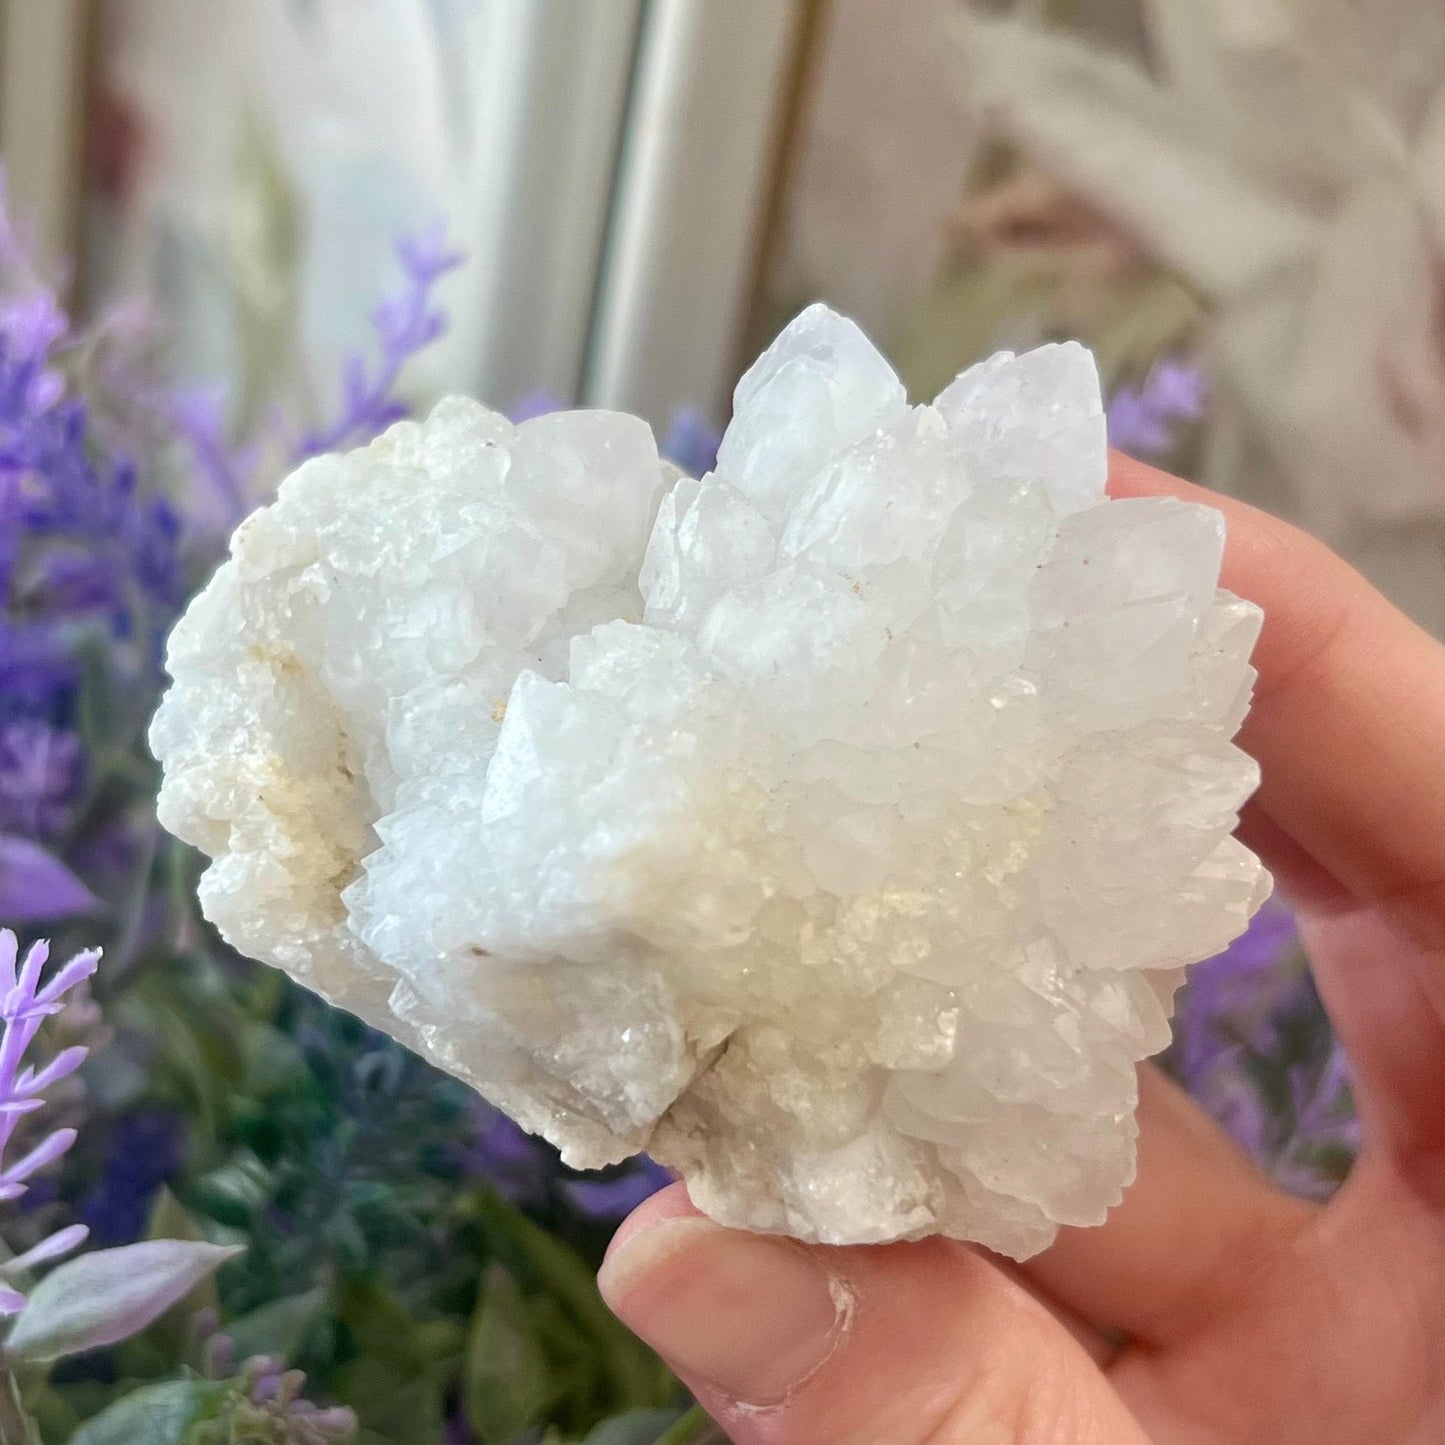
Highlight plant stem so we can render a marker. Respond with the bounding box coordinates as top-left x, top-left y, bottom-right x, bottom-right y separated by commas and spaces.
0, 1368, 38, 1445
